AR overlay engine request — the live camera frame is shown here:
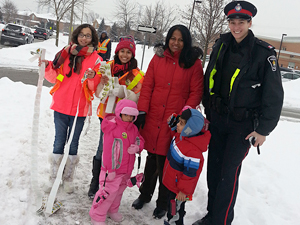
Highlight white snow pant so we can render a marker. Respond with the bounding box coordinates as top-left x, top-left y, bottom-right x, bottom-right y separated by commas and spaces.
89, 171, 130, 222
